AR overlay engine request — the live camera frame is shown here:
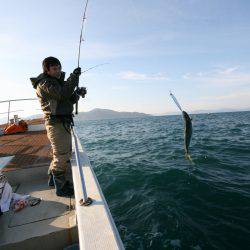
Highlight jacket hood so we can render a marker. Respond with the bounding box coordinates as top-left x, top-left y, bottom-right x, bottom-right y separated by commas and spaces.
30, 73, 45, 89
30, 72, 66, 89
